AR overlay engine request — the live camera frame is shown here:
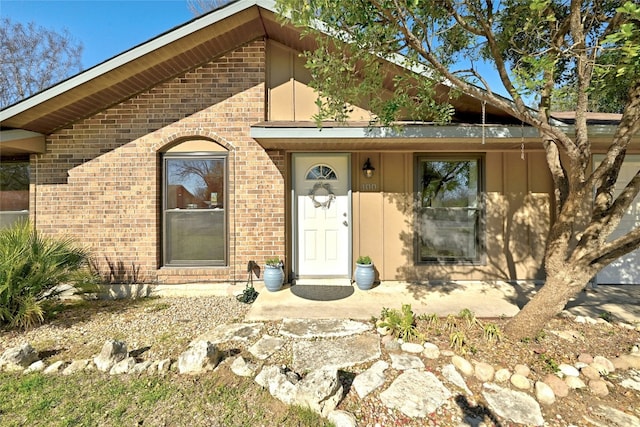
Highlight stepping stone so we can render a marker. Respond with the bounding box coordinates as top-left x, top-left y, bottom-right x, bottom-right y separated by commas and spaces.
191, 323, 262, 345
390, 353, 424, 370
441, 364, 472, 395
280, 318, 371, 339
292, 334, 380, 373
482, 383, 544, 426
352, 361, 388, 398
380, 370, 452, 418
249, 335, 285, 360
